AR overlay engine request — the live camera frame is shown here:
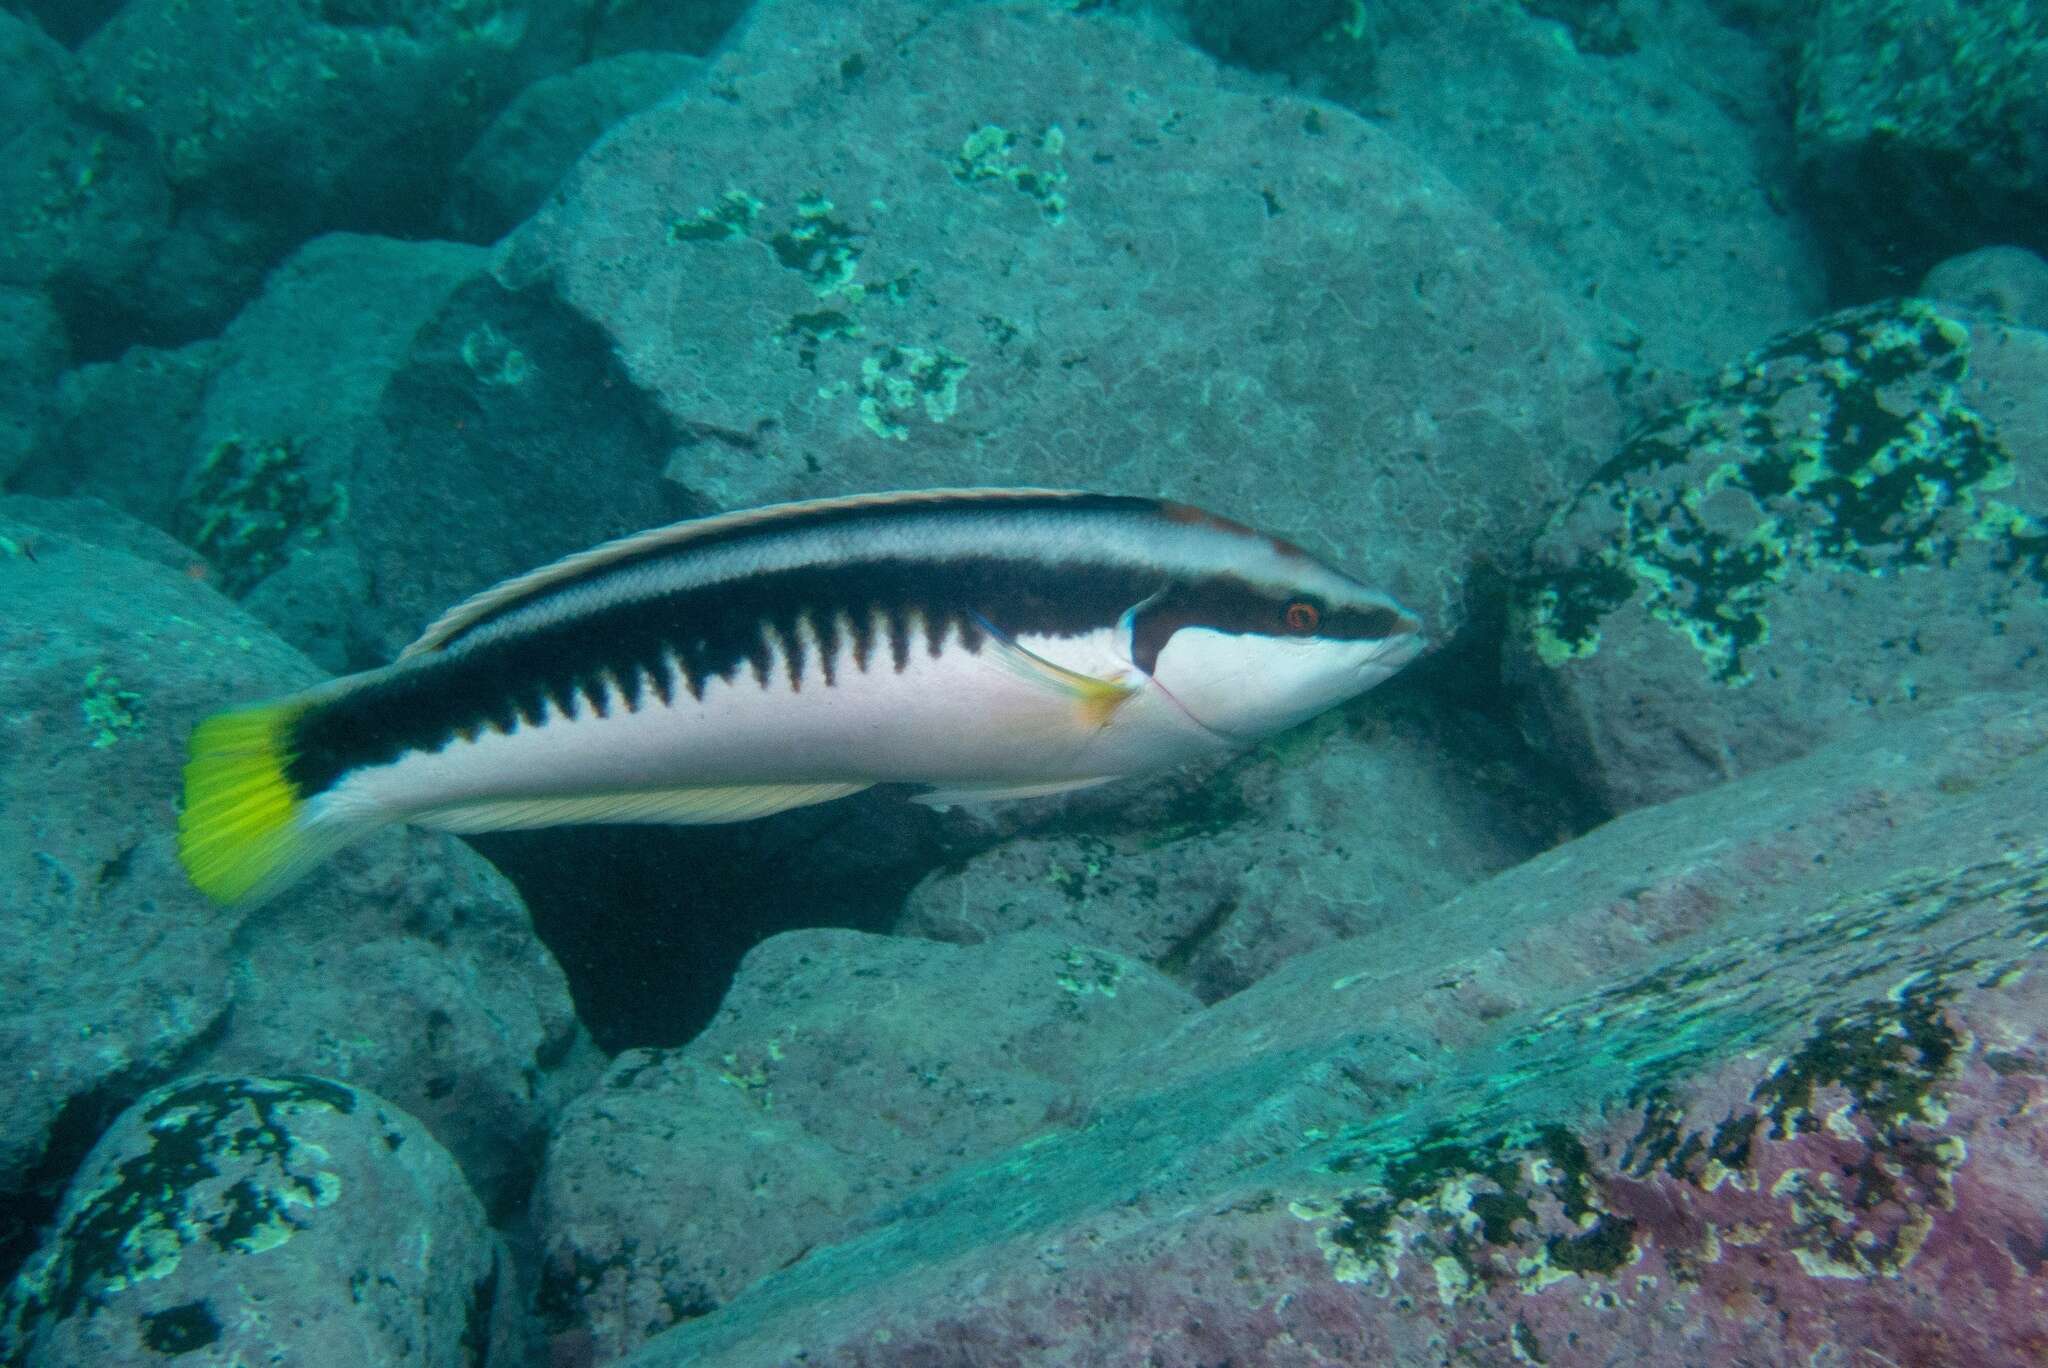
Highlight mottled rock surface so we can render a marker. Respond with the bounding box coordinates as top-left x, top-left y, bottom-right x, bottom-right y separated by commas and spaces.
501, 0, 1621, 641
1797, 0, 2048, 295
538, 930, 1197, 1362
1511, 298, 2048, 813
1, 1075, 516, 1367
0, 503, 592, 1290
899, 685, 1581, 1002
614, 692, 2048, 1366
446, 50, 703, 242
